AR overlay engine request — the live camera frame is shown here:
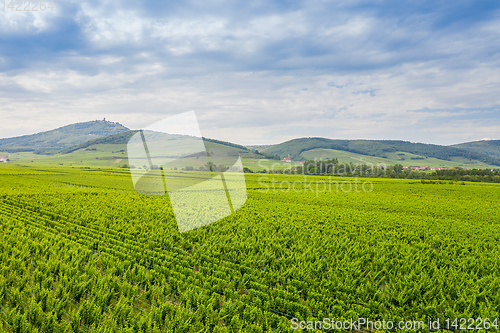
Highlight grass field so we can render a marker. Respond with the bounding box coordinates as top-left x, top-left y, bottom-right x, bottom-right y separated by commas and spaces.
0, 147, 128, 168
3, 142, 497, 172
1, 145, 298, 172
1, 163, 500, 332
